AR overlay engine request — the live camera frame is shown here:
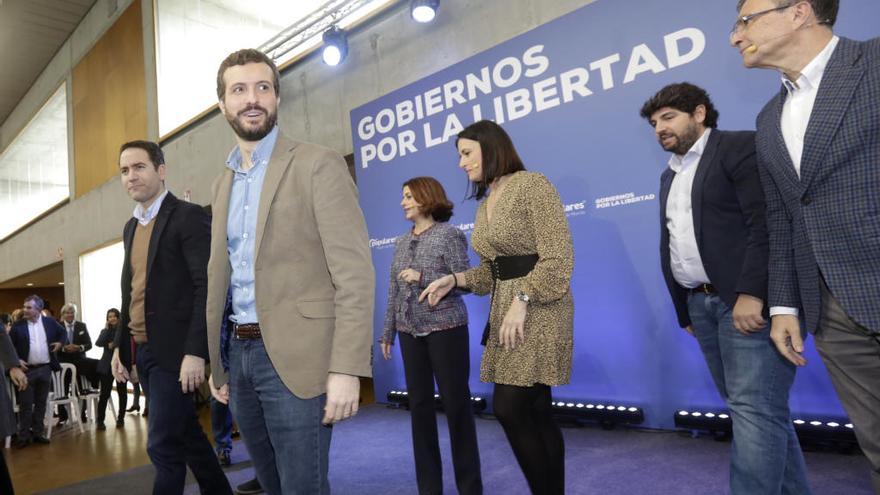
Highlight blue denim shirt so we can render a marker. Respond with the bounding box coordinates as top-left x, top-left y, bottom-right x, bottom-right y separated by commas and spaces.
381, 222, 470, 344
225, 126, 279, 324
